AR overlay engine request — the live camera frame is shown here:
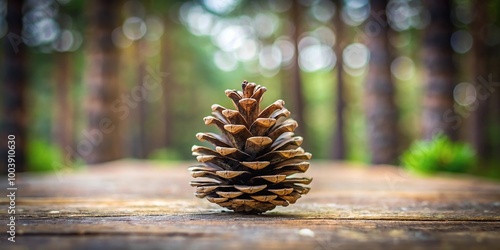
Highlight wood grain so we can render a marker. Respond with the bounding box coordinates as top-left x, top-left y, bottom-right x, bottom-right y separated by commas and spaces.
1, 160, 499, 249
